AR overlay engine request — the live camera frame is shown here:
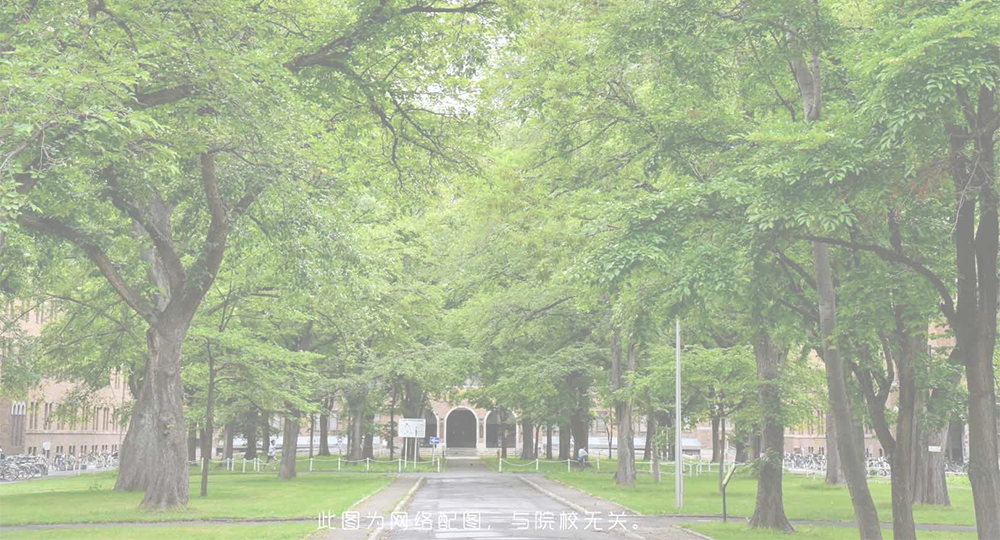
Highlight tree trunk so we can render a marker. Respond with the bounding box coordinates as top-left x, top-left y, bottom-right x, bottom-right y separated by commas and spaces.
558, 424, 570, 461
347, 394, 365, 461
888, 325, 919, 540
813, 241, 883, 539
750, 433, 761, 461
114, 325, 190, 510
500, 414, 508, 460
361, 414, 374, 459
546, 425, 553, 460
244, 408, 258, 459
643, 414, 653, 461
649, 412, 661, 483
221, 422, 234, 465
913, 422, 951, 506
718, 416, 726, 493
711, 413, 721, 463
612, 329, 636, 486
319, 413, 330, 456
521, 418, 535, 460
571, 412, 588, 459
279, 415, 298, 480
388, 386, 397, 460
946, 421, 964, 464
309, 415, 315, 459
200, 351, 216, 498
187, 426, 198, 462
825, 412, 846, 484
749, 329, 792, 531
261, 415, 270, 457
